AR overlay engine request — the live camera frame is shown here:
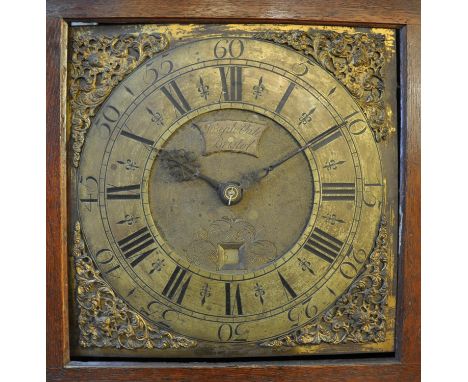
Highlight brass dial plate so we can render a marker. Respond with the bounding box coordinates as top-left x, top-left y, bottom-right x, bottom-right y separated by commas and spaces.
69, 24, 398, 358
